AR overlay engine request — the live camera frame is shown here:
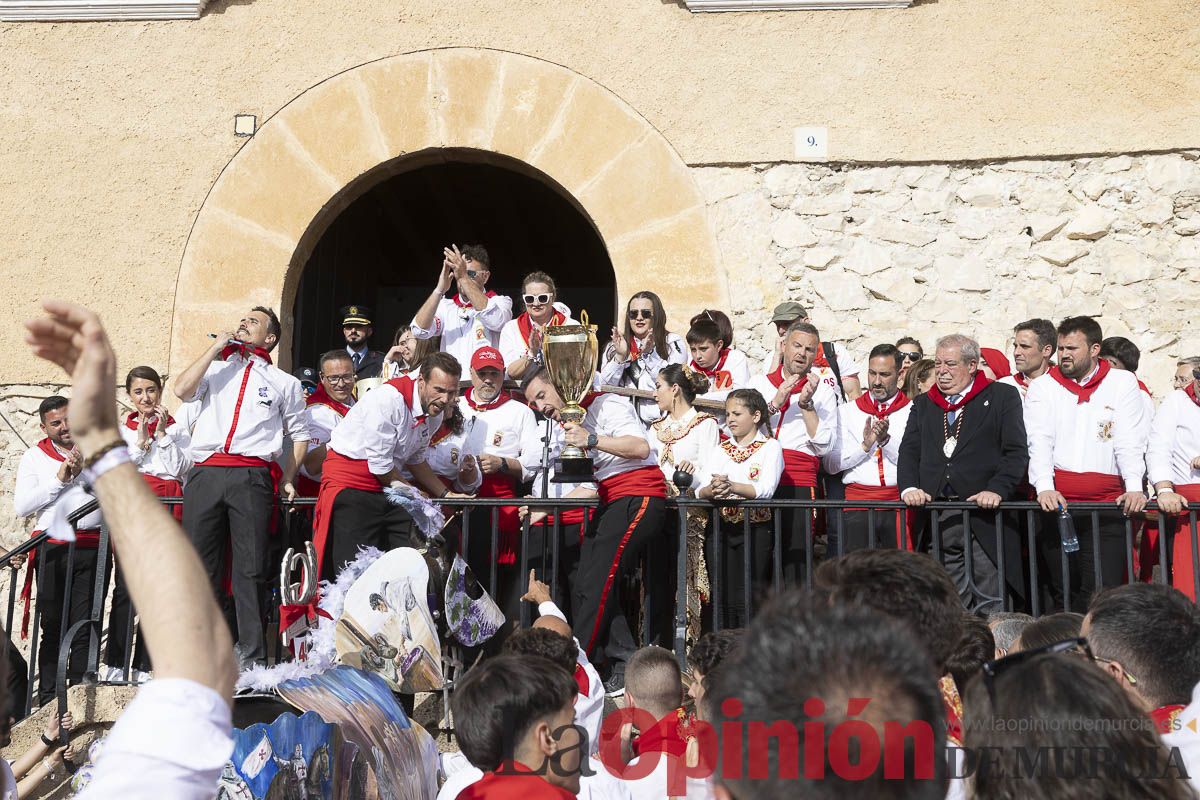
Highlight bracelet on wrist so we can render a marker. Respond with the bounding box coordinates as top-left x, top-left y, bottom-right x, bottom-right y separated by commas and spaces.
81, 438, 126, 469
82, 446, 132, 488
40, 732, 56, 748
